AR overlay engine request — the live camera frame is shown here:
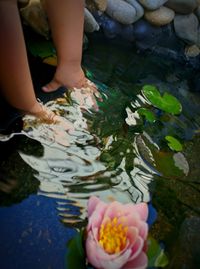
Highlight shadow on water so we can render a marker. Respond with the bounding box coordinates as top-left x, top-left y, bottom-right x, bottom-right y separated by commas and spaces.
0, 35, 200, 268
